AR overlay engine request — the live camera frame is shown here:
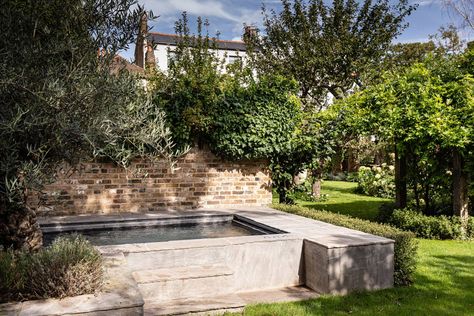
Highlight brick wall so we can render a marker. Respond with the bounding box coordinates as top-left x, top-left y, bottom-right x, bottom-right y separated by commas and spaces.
29, 148, 272, 216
